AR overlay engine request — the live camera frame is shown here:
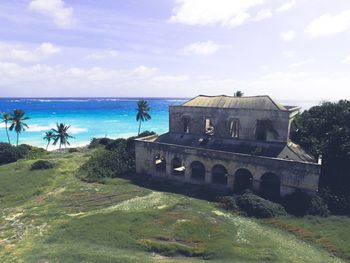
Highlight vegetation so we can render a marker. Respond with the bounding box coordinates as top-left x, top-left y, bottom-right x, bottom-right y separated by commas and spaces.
30, 160, 55, 170
51, 123, 74, 150
283, 190, 330, 217
1, 112, 11, 144
234, 91, 244, 97
293, 100, 350, 215
0, 149, 345, 262
0, 143, 46, 165
43, 131, 55, 150
136, 99, 151, 135
235, 191, 287, 218
9, 109, 29, 146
